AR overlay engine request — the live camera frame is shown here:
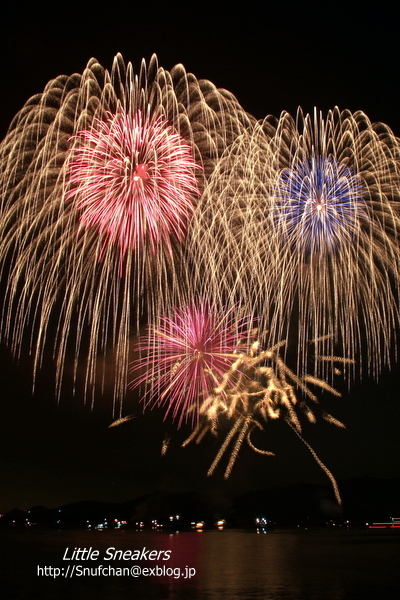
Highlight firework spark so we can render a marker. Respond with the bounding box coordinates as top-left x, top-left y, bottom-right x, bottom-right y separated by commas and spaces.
126, 310, 350, 504
67, 109, 200, 263
274, 156, 366, 254
0, 54, 253, 408
191, 107, 400, 379
181, 333, 352, 504
130, 302, 249, 426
